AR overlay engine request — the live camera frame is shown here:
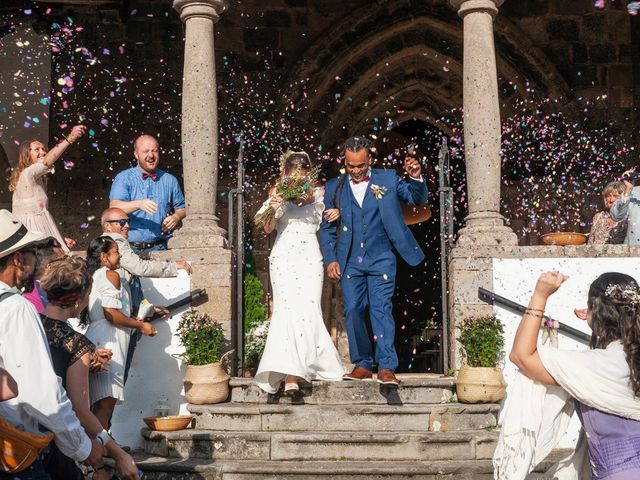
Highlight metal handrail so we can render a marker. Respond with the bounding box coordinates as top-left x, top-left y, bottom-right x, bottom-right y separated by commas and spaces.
478, 287, 591, 344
